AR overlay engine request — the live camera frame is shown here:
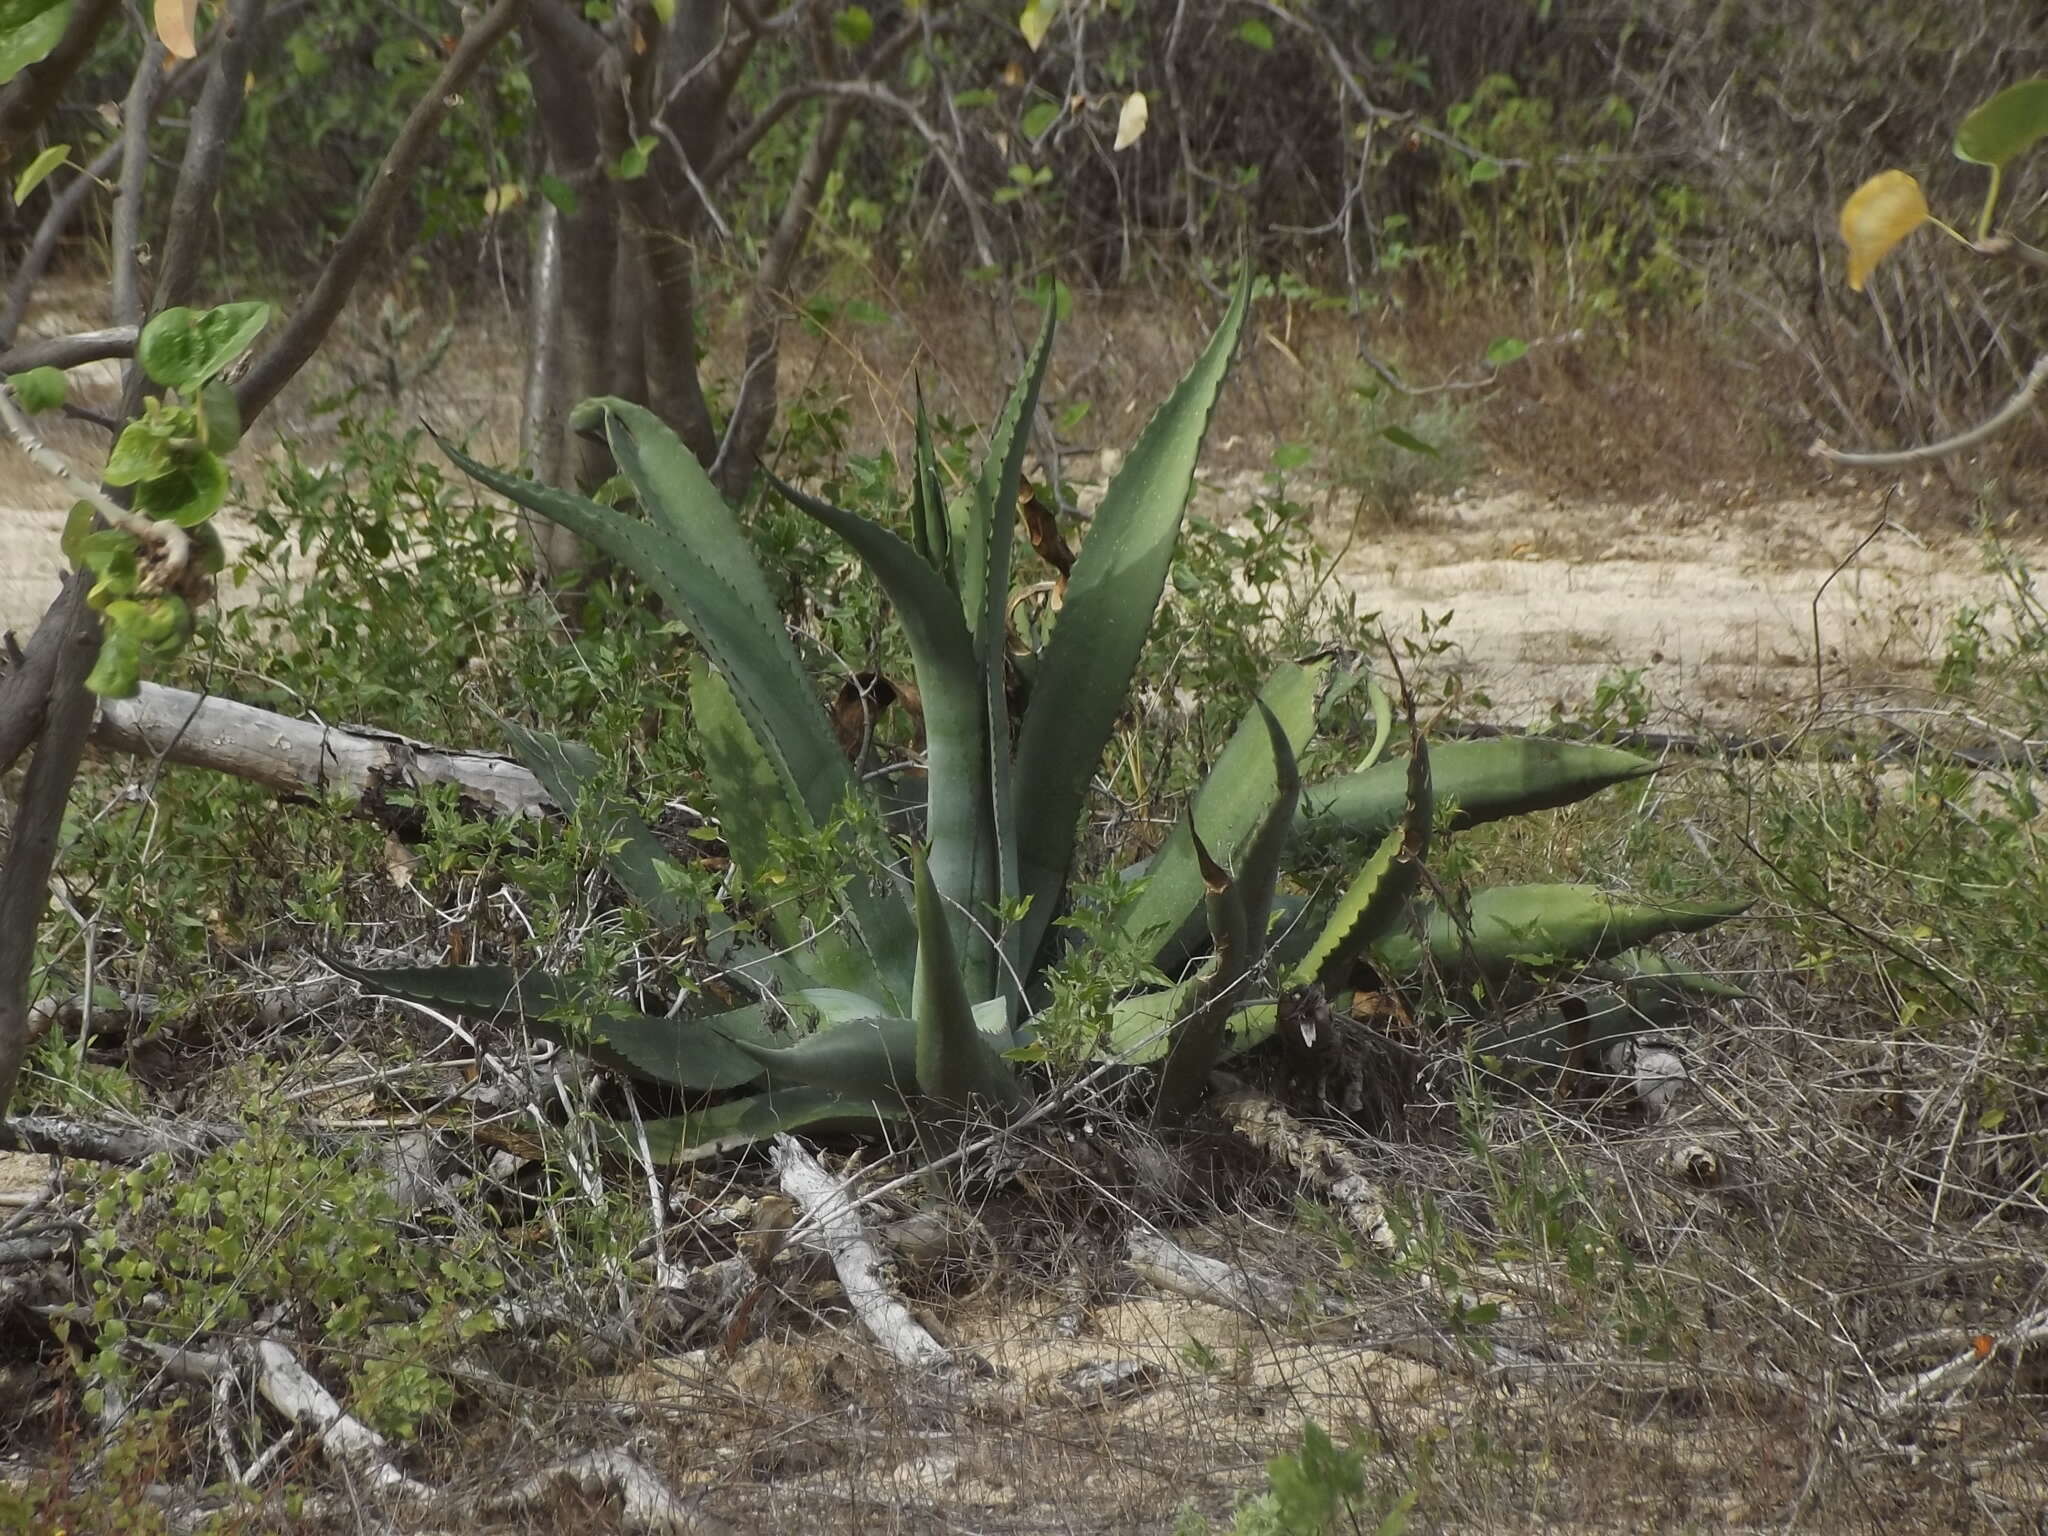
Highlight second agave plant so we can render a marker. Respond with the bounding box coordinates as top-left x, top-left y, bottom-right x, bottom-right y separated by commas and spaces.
332, 274, 1747, 1157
